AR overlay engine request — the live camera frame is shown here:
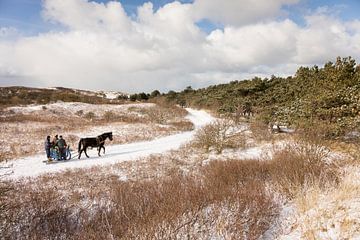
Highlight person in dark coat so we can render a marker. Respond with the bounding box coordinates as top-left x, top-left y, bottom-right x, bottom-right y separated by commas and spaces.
52, 135, 59, 147
45, 136, 52, 161
57, 135, 67, 160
